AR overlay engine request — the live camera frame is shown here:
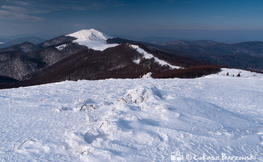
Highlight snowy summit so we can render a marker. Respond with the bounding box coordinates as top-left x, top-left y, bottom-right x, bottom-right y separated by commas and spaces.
67, 29, 119, 51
